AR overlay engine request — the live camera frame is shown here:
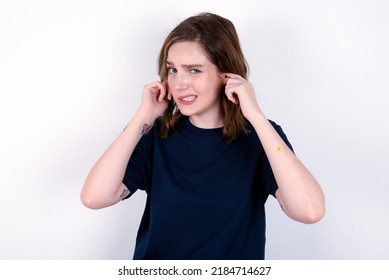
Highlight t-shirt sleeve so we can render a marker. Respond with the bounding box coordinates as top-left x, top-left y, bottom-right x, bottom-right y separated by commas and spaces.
261, 120, 294, 201
121, 127, 154, 200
